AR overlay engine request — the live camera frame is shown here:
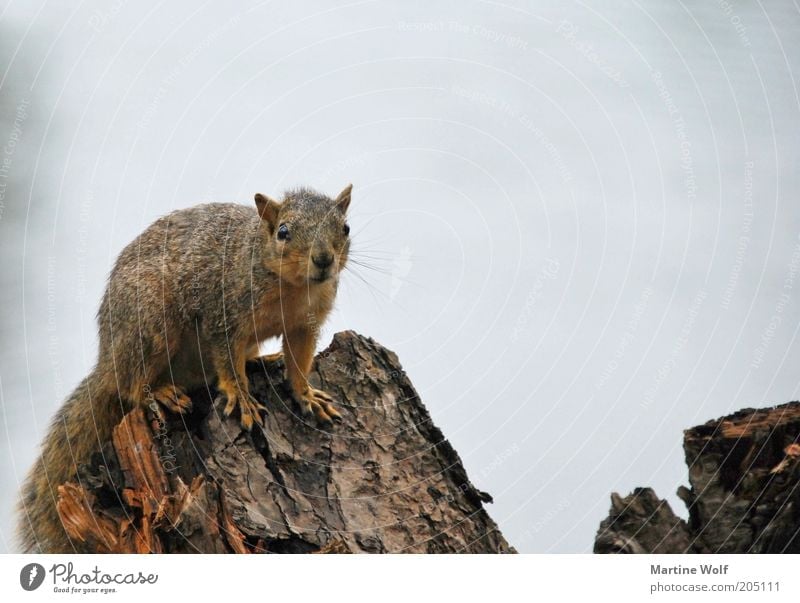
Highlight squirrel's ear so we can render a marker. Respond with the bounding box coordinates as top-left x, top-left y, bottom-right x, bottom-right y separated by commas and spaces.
254, 193, 280, 229
334, 183, 352, 213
